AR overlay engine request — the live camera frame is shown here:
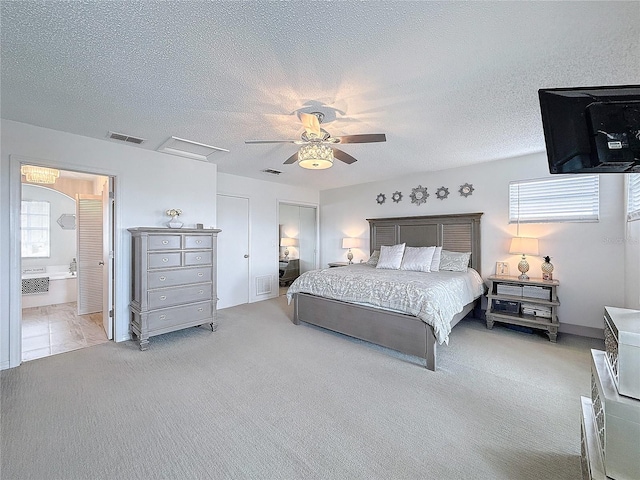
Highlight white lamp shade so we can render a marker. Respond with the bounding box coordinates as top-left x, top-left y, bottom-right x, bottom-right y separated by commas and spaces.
280, 237, 297, 247
342, 238, 359, 249
509, 237, 539, 256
